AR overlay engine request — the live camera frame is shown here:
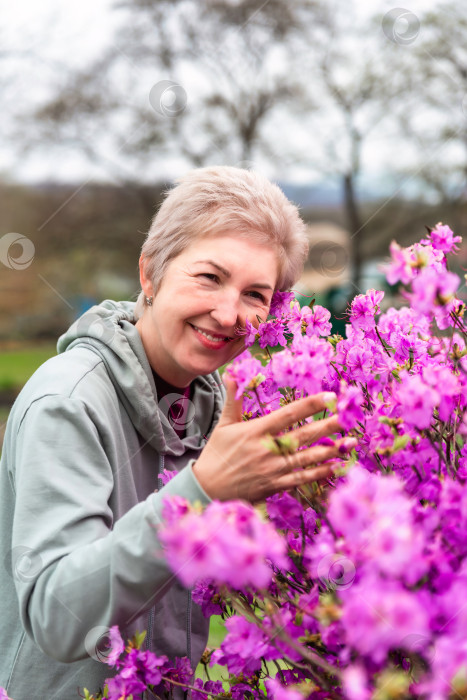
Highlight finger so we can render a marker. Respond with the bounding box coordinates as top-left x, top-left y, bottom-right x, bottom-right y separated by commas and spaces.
276, 462, 337, 491
292, 414, 342, 448
257, 430, 346, 485
256, 391, 337, 436
293, 438, 357, 468
217, 375, 243, 426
